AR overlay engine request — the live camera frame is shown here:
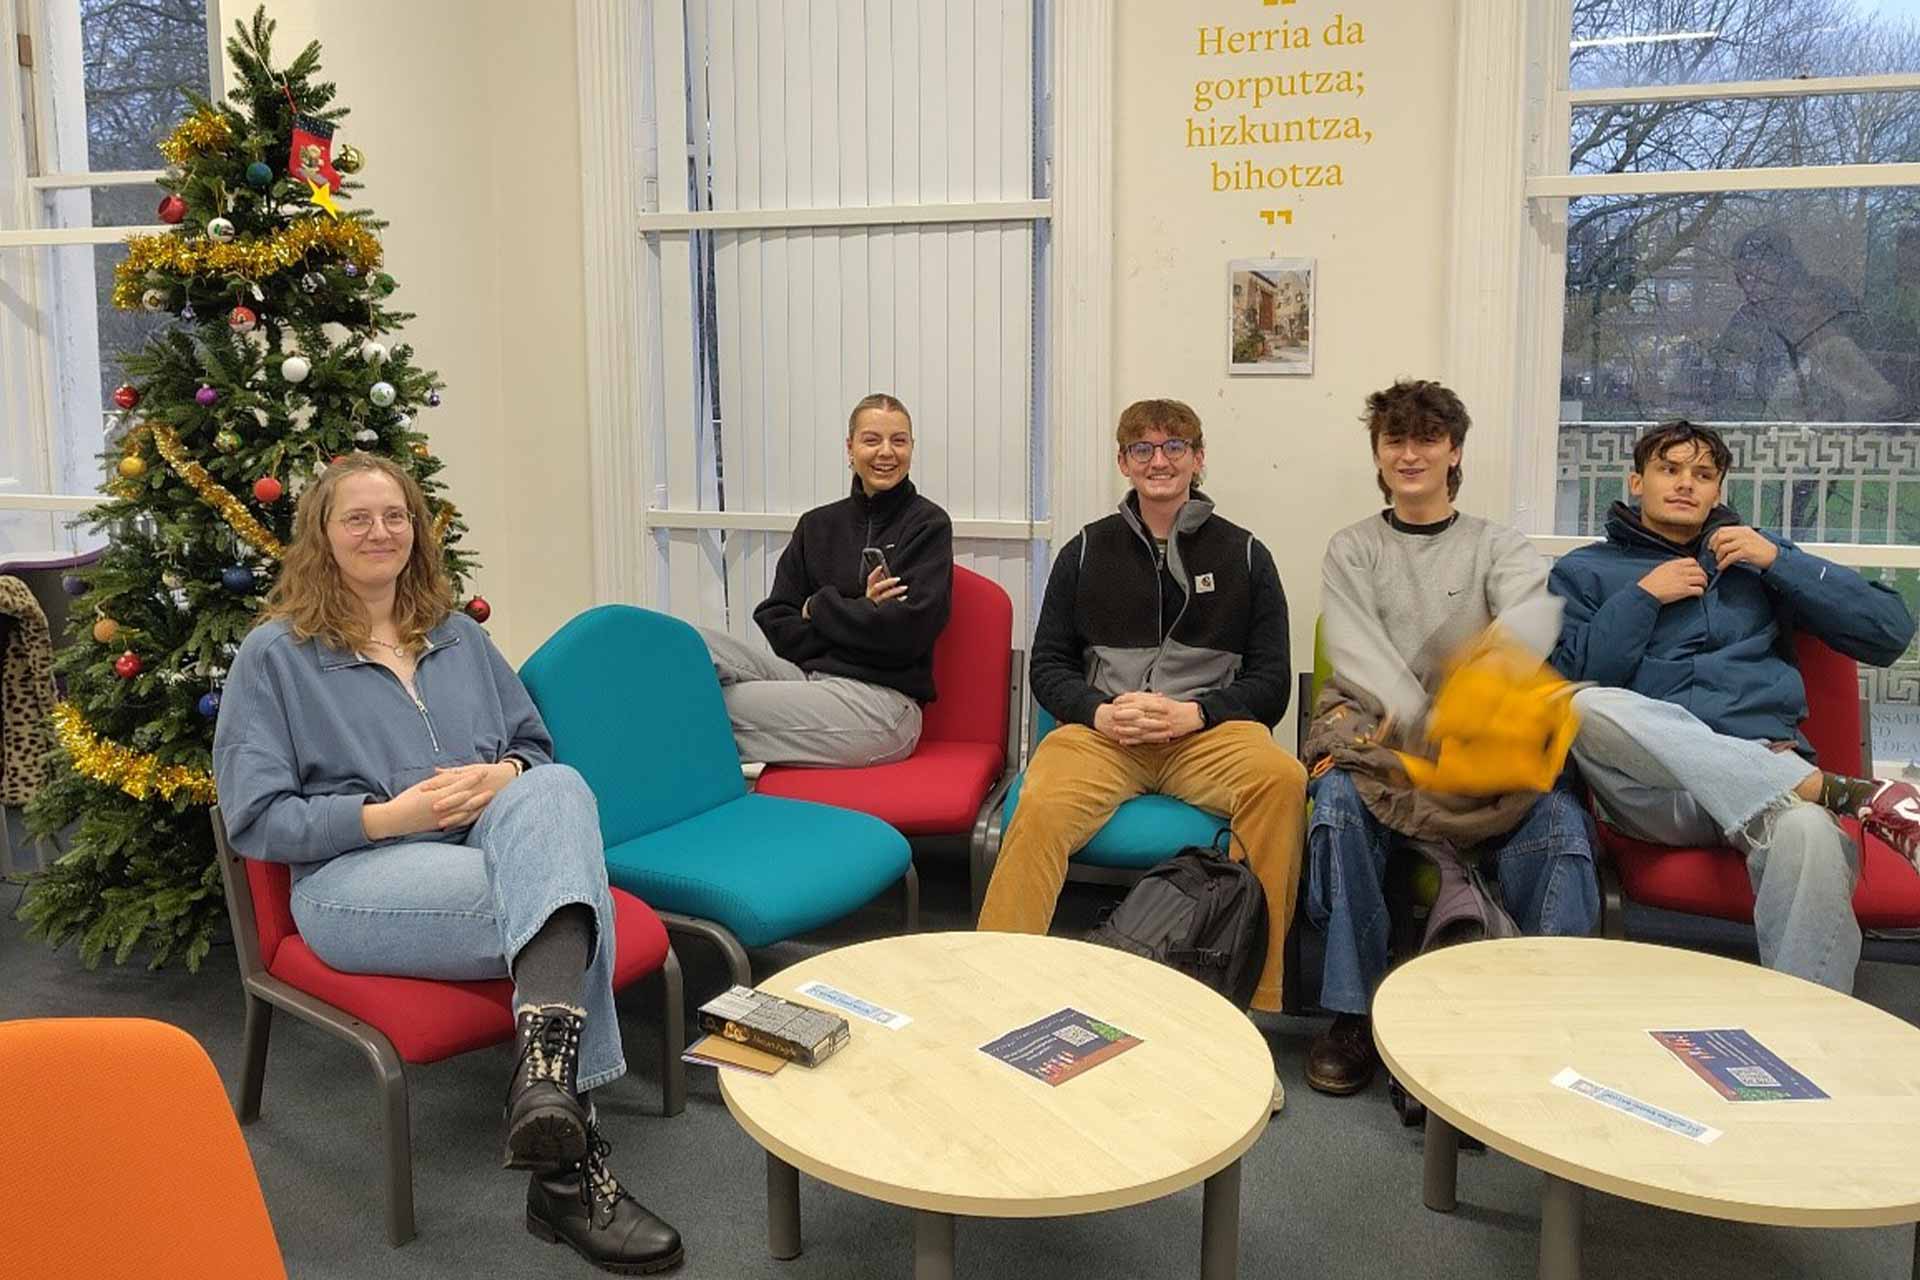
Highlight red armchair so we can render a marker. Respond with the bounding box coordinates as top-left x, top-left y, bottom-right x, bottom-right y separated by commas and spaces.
212, 807, 684, 1246
1596, 633, 1920, 943
754, 564, 1022, 840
